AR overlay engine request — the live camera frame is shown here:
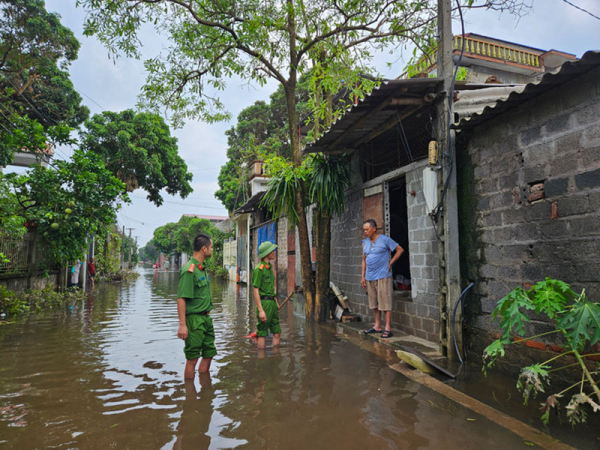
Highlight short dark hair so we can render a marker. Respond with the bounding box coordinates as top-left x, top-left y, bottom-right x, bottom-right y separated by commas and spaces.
193, 234, 212, 252
363, 219, 377, 229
